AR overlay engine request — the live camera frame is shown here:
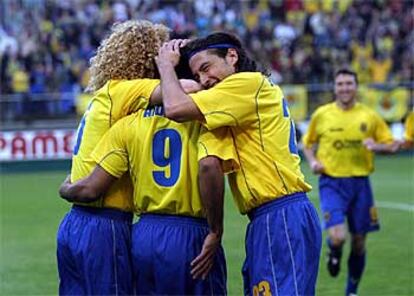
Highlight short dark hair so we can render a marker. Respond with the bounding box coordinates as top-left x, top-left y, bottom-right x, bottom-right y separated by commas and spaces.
181, 32, 264, 73
334, 68, 359, 85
